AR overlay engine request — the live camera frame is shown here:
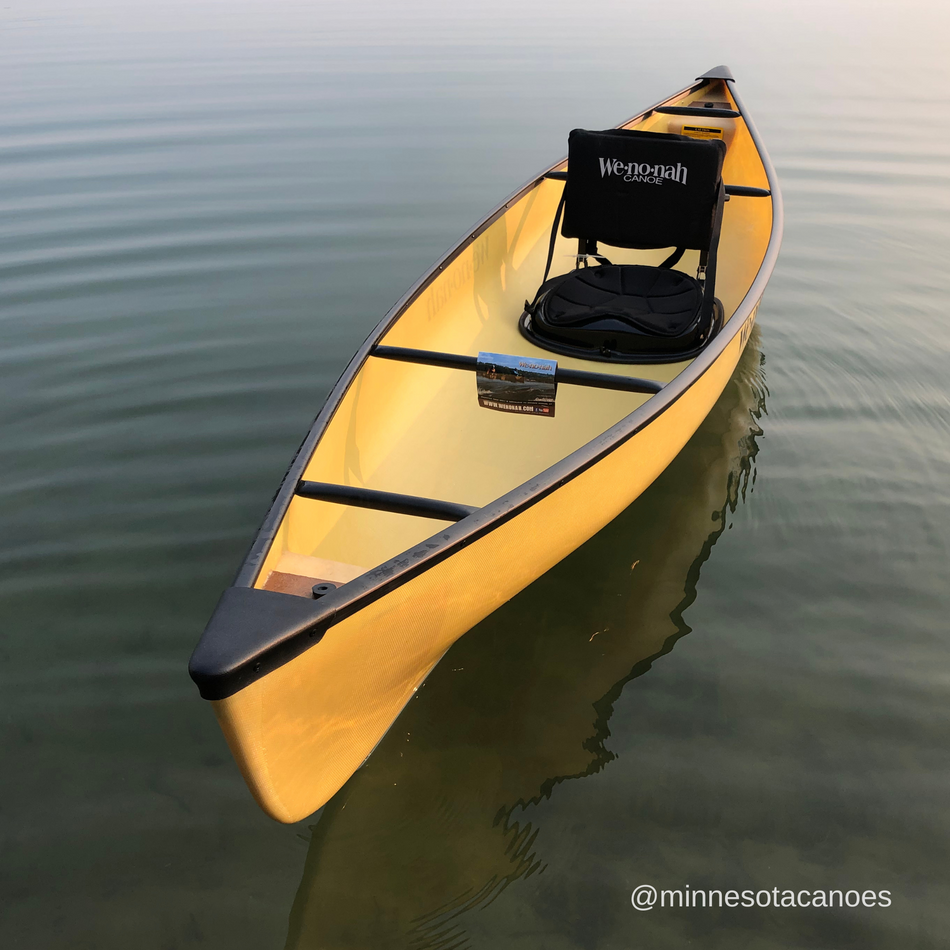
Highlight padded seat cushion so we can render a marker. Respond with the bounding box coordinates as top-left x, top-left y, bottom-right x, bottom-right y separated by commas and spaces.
531, 264, 712, 356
